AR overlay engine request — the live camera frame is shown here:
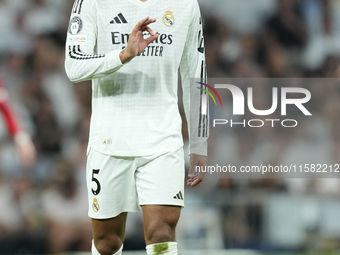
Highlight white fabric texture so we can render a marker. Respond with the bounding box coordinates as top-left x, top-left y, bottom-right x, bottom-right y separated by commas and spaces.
86, 147, 184, 219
